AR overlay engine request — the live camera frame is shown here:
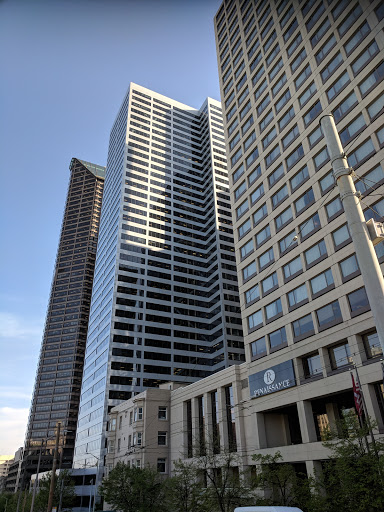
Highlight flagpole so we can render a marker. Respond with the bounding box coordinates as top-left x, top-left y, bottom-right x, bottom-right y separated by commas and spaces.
350, 369, 369, 453
381, 361, 384, 389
